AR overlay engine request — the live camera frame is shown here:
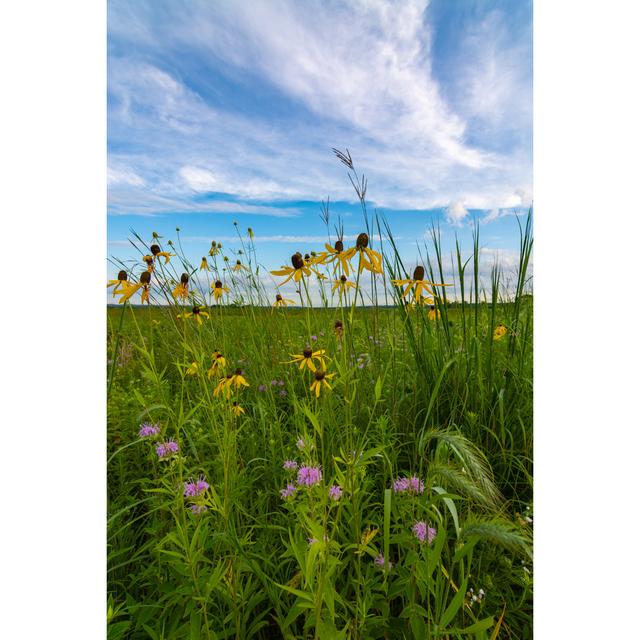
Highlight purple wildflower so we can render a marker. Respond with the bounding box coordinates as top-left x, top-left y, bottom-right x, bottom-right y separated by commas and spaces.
283, 460, 298, 471
270, 379, 278, 386
296, 438, 305, 450
279, 389, 288, 397
412, 521, 437, 544
308, 534, 329, 546
374, 554, 393, 570
139, 422, 160, 438
328, 485, 342, 501
278, 380, 285, 387
184, 476, 209, 497
393, 475, 425, 495
258, 384, 267, 392
156, 440, 179, 459
280, 483, 297, 499
297, 466, 322, 486
189, 504, 207, 514
310, 335, 317, 342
